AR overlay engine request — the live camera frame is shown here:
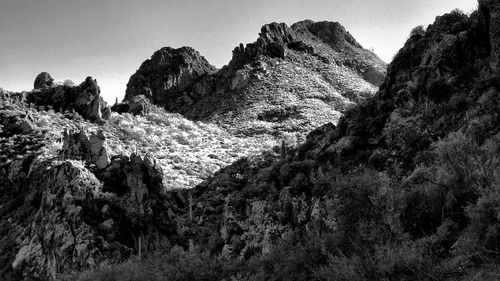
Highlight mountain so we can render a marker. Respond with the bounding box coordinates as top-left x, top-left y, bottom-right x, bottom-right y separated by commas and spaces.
149, 2, 500, 280
79, 1, 500, 280
122, 20, 386, 139
123, 46, 218, 107
0, 20, 386, 279
3, 1, 500, 280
